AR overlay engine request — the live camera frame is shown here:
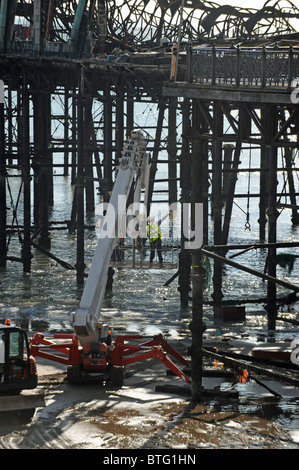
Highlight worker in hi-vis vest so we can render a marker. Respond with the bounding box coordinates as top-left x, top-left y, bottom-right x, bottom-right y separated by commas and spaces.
146, 212, 170, 264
